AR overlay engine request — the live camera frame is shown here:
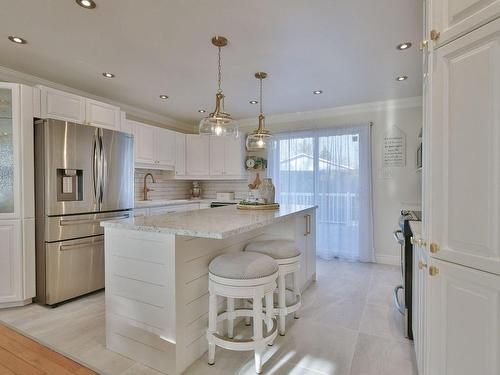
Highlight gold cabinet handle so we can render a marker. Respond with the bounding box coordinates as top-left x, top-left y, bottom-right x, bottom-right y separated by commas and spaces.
429, 266, 439, 276
304, 214, 308, 236
418, 260, 427, 269
420, 40, 428, 50
430, 29, 440, 41
430, 243, 440, 253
